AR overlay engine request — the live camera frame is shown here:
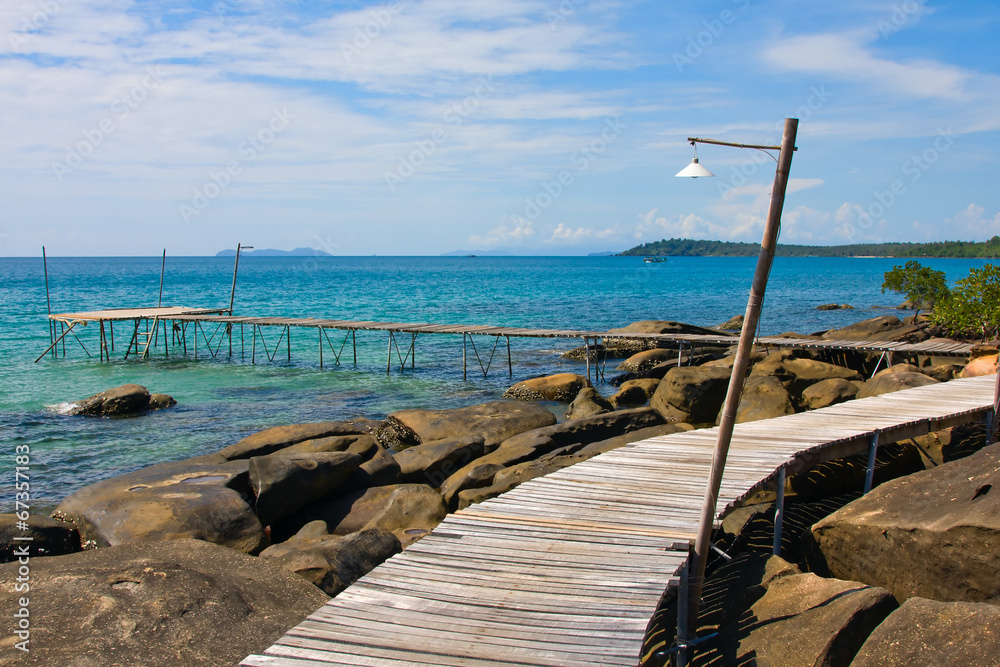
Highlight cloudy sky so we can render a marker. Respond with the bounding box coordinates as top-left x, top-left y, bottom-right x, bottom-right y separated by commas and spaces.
1, 0, 998, 256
